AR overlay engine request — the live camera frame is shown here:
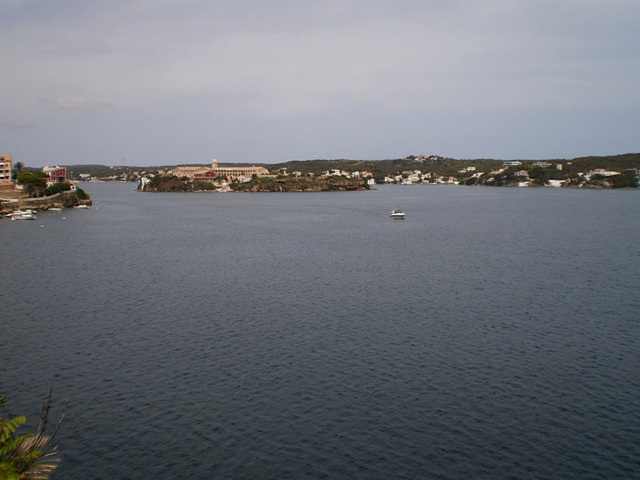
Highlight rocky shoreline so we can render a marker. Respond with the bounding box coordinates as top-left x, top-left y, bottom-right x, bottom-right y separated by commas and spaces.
0, 189, 92, 214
